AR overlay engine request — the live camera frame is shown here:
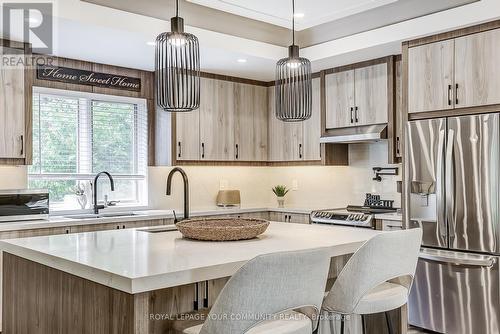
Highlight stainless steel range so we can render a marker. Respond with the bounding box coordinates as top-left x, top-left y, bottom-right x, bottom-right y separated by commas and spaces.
310, 209, 374, 228
310, 199, 398, 228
